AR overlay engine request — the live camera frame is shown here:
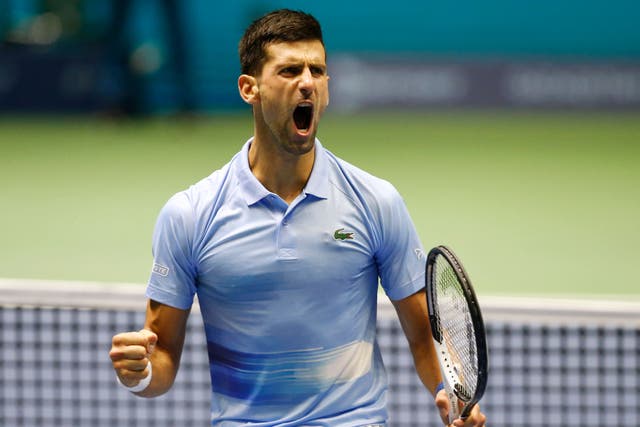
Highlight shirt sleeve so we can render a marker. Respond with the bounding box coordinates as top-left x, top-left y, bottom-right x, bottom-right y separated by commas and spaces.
145, 192, 197, 310
373, 183, 426, 301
